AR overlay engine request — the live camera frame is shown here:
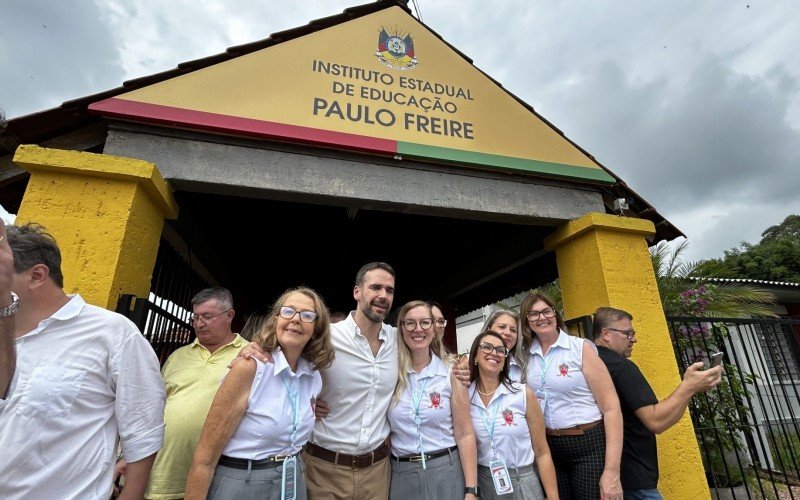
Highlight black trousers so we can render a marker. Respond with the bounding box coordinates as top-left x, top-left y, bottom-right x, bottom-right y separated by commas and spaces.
546, 424, 606, 499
